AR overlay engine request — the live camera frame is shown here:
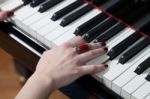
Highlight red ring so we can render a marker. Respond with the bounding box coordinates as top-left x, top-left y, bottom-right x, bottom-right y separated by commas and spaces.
76, 44, 89, 54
